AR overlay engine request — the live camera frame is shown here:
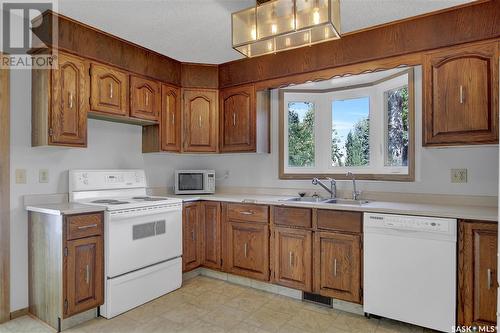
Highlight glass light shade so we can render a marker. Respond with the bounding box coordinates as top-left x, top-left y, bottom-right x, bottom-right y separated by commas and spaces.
232, 0, 341, 58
